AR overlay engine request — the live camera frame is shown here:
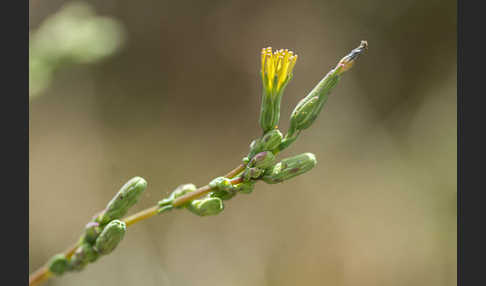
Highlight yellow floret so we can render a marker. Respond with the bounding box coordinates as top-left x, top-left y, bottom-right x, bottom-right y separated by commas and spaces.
261, 47, 298, 93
